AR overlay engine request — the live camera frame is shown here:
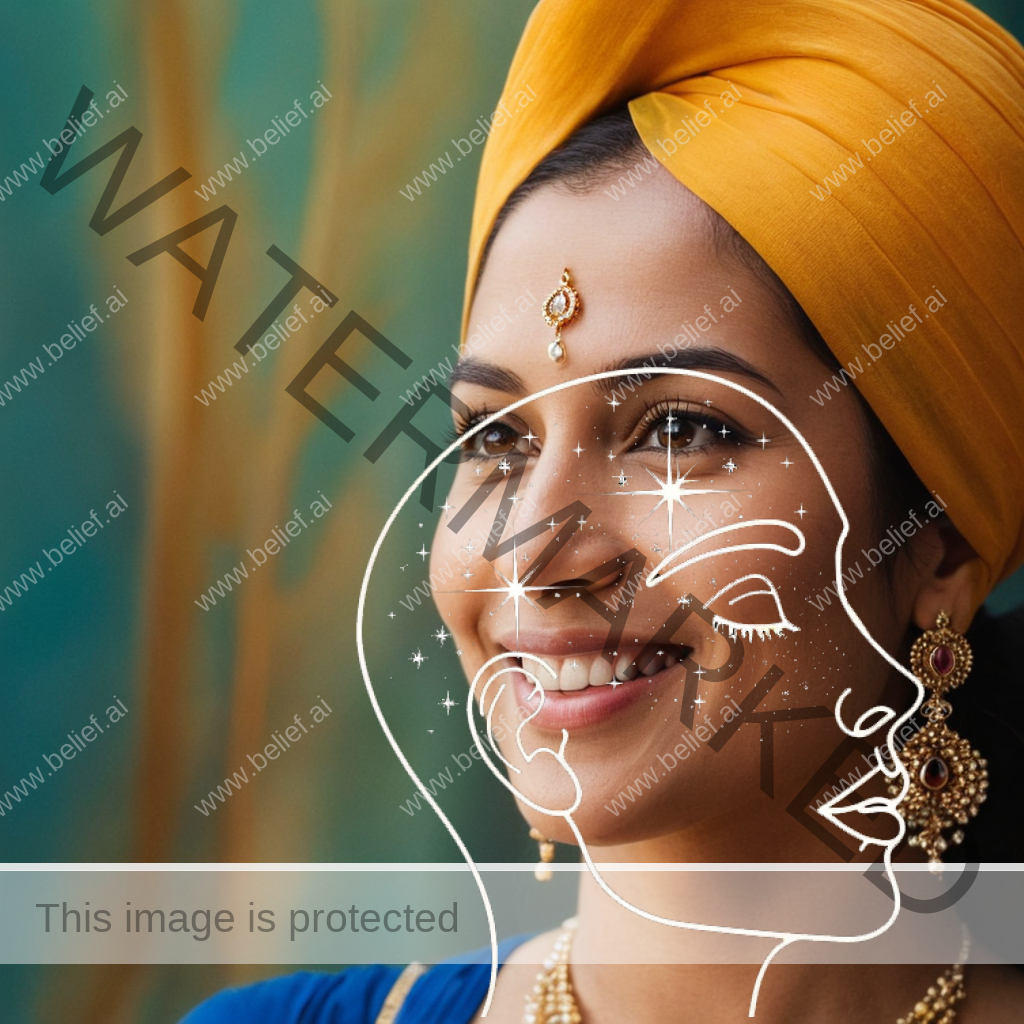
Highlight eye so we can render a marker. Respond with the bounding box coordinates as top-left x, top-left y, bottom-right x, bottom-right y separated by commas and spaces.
462, 421, 522, 459
636, 409, 722, 453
